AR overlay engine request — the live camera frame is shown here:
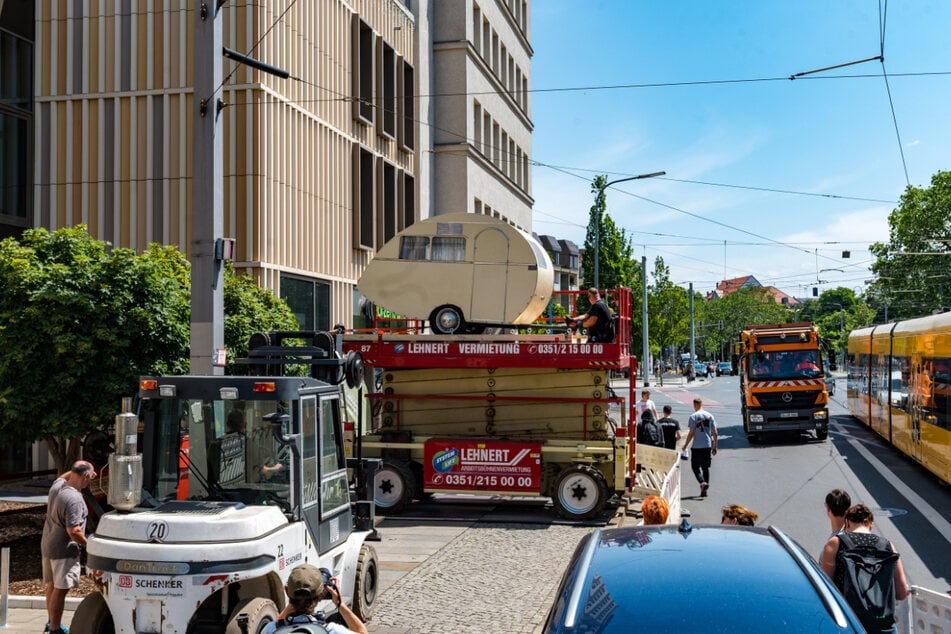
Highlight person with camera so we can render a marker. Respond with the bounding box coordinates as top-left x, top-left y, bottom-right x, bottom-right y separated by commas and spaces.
262, 563, 368, 634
